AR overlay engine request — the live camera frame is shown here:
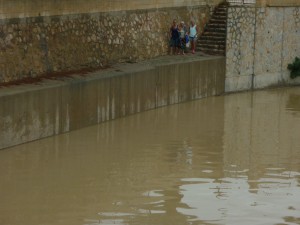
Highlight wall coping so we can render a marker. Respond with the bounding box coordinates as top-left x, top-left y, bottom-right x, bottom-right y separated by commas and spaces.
0, 1, 211, 20
256, 0, 300, 7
